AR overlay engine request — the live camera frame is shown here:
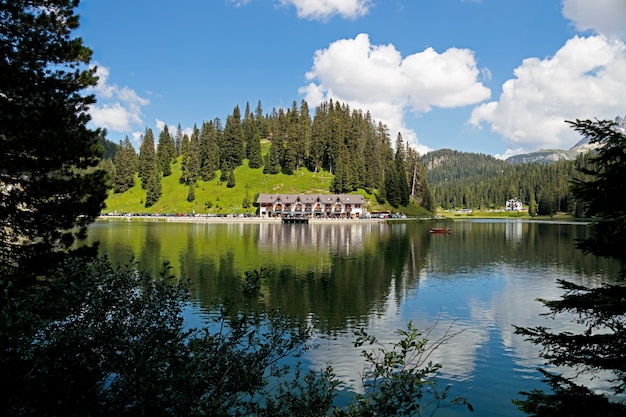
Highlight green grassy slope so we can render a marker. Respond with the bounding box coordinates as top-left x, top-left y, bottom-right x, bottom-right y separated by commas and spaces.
105, 141, 431, 216
104, 158, 429, 216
